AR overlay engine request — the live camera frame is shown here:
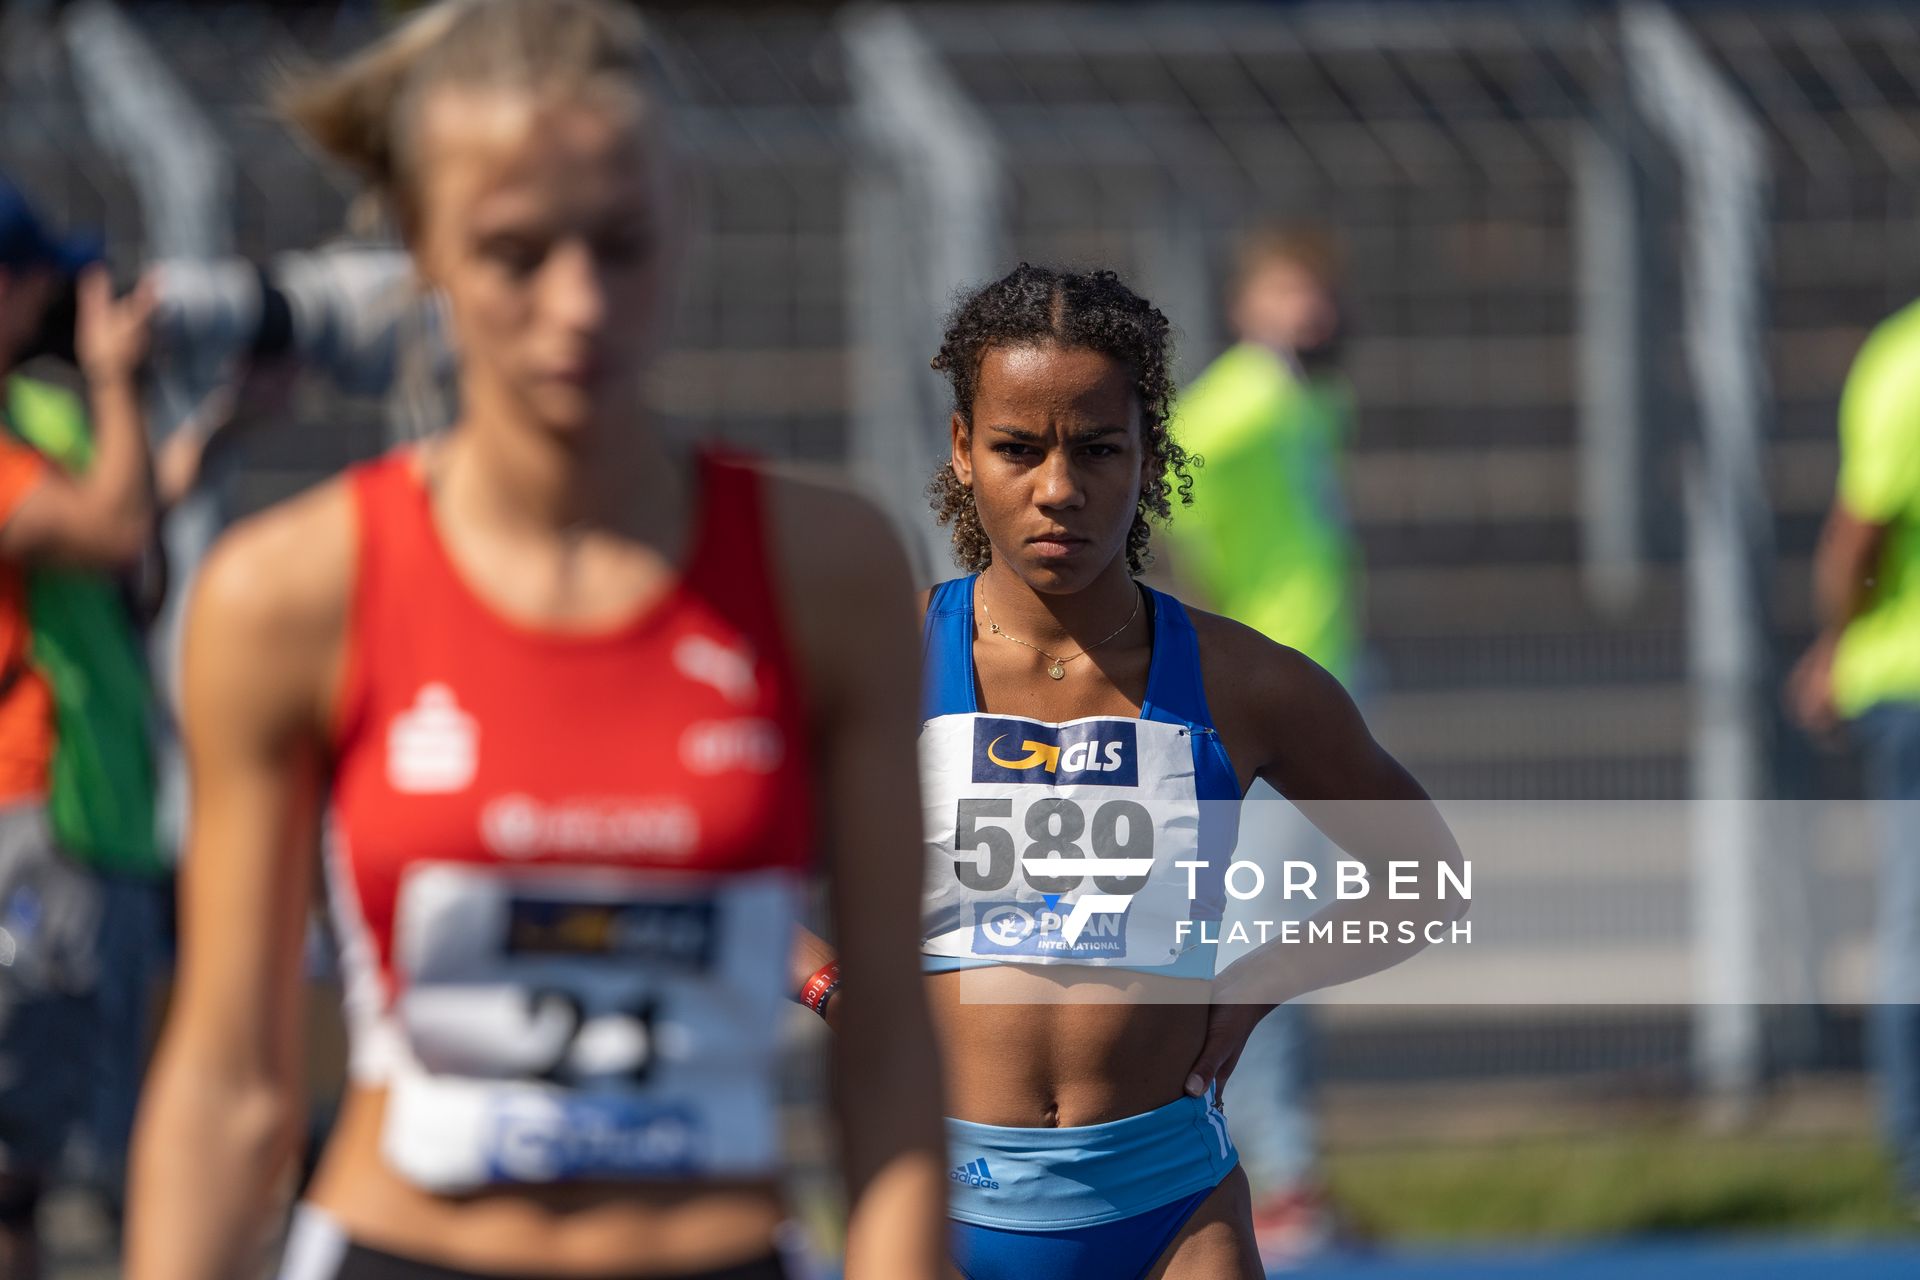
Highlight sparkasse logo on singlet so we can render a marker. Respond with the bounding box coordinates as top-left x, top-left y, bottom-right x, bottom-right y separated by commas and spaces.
388, 684, 478, 794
